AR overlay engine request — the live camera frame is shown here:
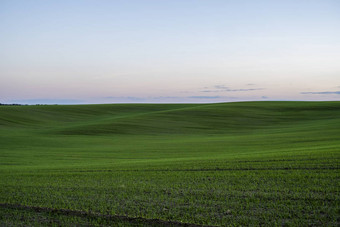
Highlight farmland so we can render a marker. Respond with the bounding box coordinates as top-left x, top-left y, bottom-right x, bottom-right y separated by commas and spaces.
0, 101, 339, 226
